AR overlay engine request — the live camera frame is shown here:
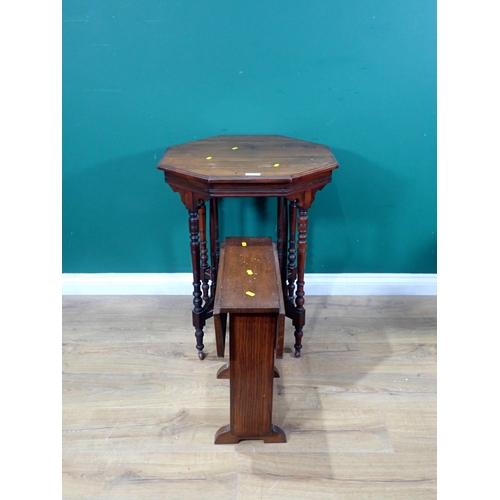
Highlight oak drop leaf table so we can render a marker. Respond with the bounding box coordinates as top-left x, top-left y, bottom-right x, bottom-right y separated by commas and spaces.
157, 135, 338, 359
